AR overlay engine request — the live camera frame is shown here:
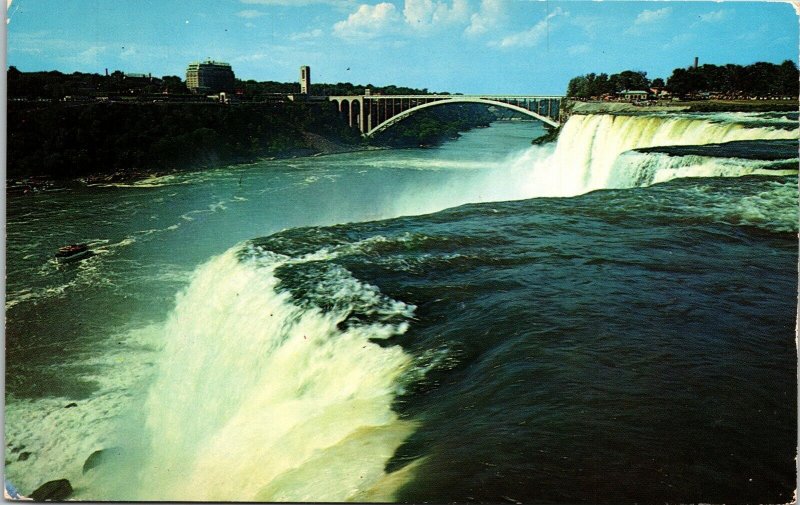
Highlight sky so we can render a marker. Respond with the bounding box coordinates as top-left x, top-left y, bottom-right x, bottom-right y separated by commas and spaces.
5, 0, 798, 95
